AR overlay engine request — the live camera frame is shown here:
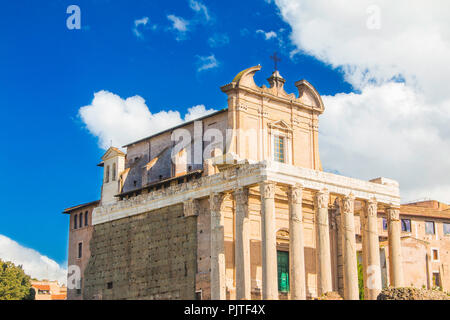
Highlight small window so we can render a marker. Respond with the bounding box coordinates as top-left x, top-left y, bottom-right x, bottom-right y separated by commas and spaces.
78, 242, 82, 259
84, 211, 88, 226
195, 290, 202, 300
401, 219, 411, 232
444, 223, 450, 235
107, 282, 113, 289
425, 221, 435, 234
112, 163, 116, 181
105, 165, 110, 183
74, 214, 78, 229
273, 136, 285, 163
79, 212, 83, 228
382, 218, 387, 230
432, 249, 439, 261
432, 272, 441, 287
